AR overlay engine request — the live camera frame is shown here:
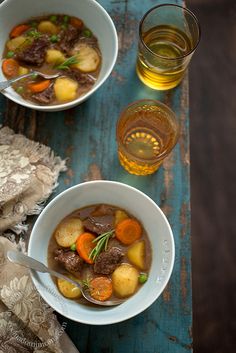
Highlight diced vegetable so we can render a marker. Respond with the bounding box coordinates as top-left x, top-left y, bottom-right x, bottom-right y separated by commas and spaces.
6, 36, 28, 51
2, 58, 19, 77
90, 277, 113, 301
61, 23, 68, 30
127, 240, 145, 270
115, 218, 142, 245
6, 51, 14, 58
112, 264, 139, 297
49, 15, 57, 23
46, 49, 65, 64
38, 21, 58, 34
83, 29, 92, 38
54, 77, 78, 102
139, 273, 148, 284
16, 86, 24, 94
54, 217, 84, 247
50, 34, 59, 43
115, 209, 129, 225
57, 278, 82, 299
63, 15, 69, 23
70, 17, 83, 29
71, 44, 100, 72
28, 80, 51, 93
10, 24, 30, 38
76, 232, 96, 264
18, 66, 29, 76
70, 243, 76, 251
